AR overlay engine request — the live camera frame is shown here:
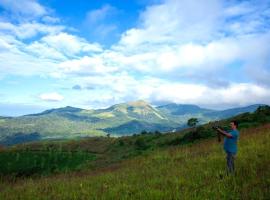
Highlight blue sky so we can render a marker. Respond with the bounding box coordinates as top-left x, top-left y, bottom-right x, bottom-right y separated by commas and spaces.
0, 0, 270, 116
